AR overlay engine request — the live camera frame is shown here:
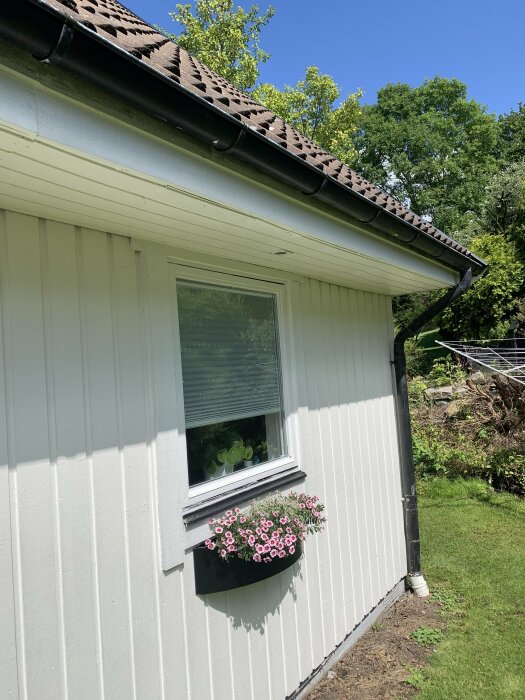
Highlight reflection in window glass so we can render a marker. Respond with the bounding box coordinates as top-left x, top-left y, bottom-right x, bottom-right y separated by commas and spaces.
177, 280, 285, 486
